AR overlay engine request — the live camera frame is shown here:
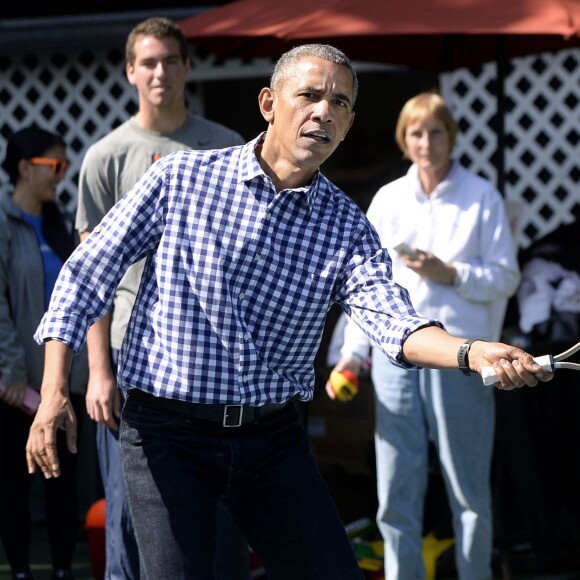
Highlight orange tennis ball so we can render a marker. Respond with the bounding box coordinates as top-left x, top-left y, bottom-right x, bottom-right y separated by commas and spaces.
327, 370, 359, 401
